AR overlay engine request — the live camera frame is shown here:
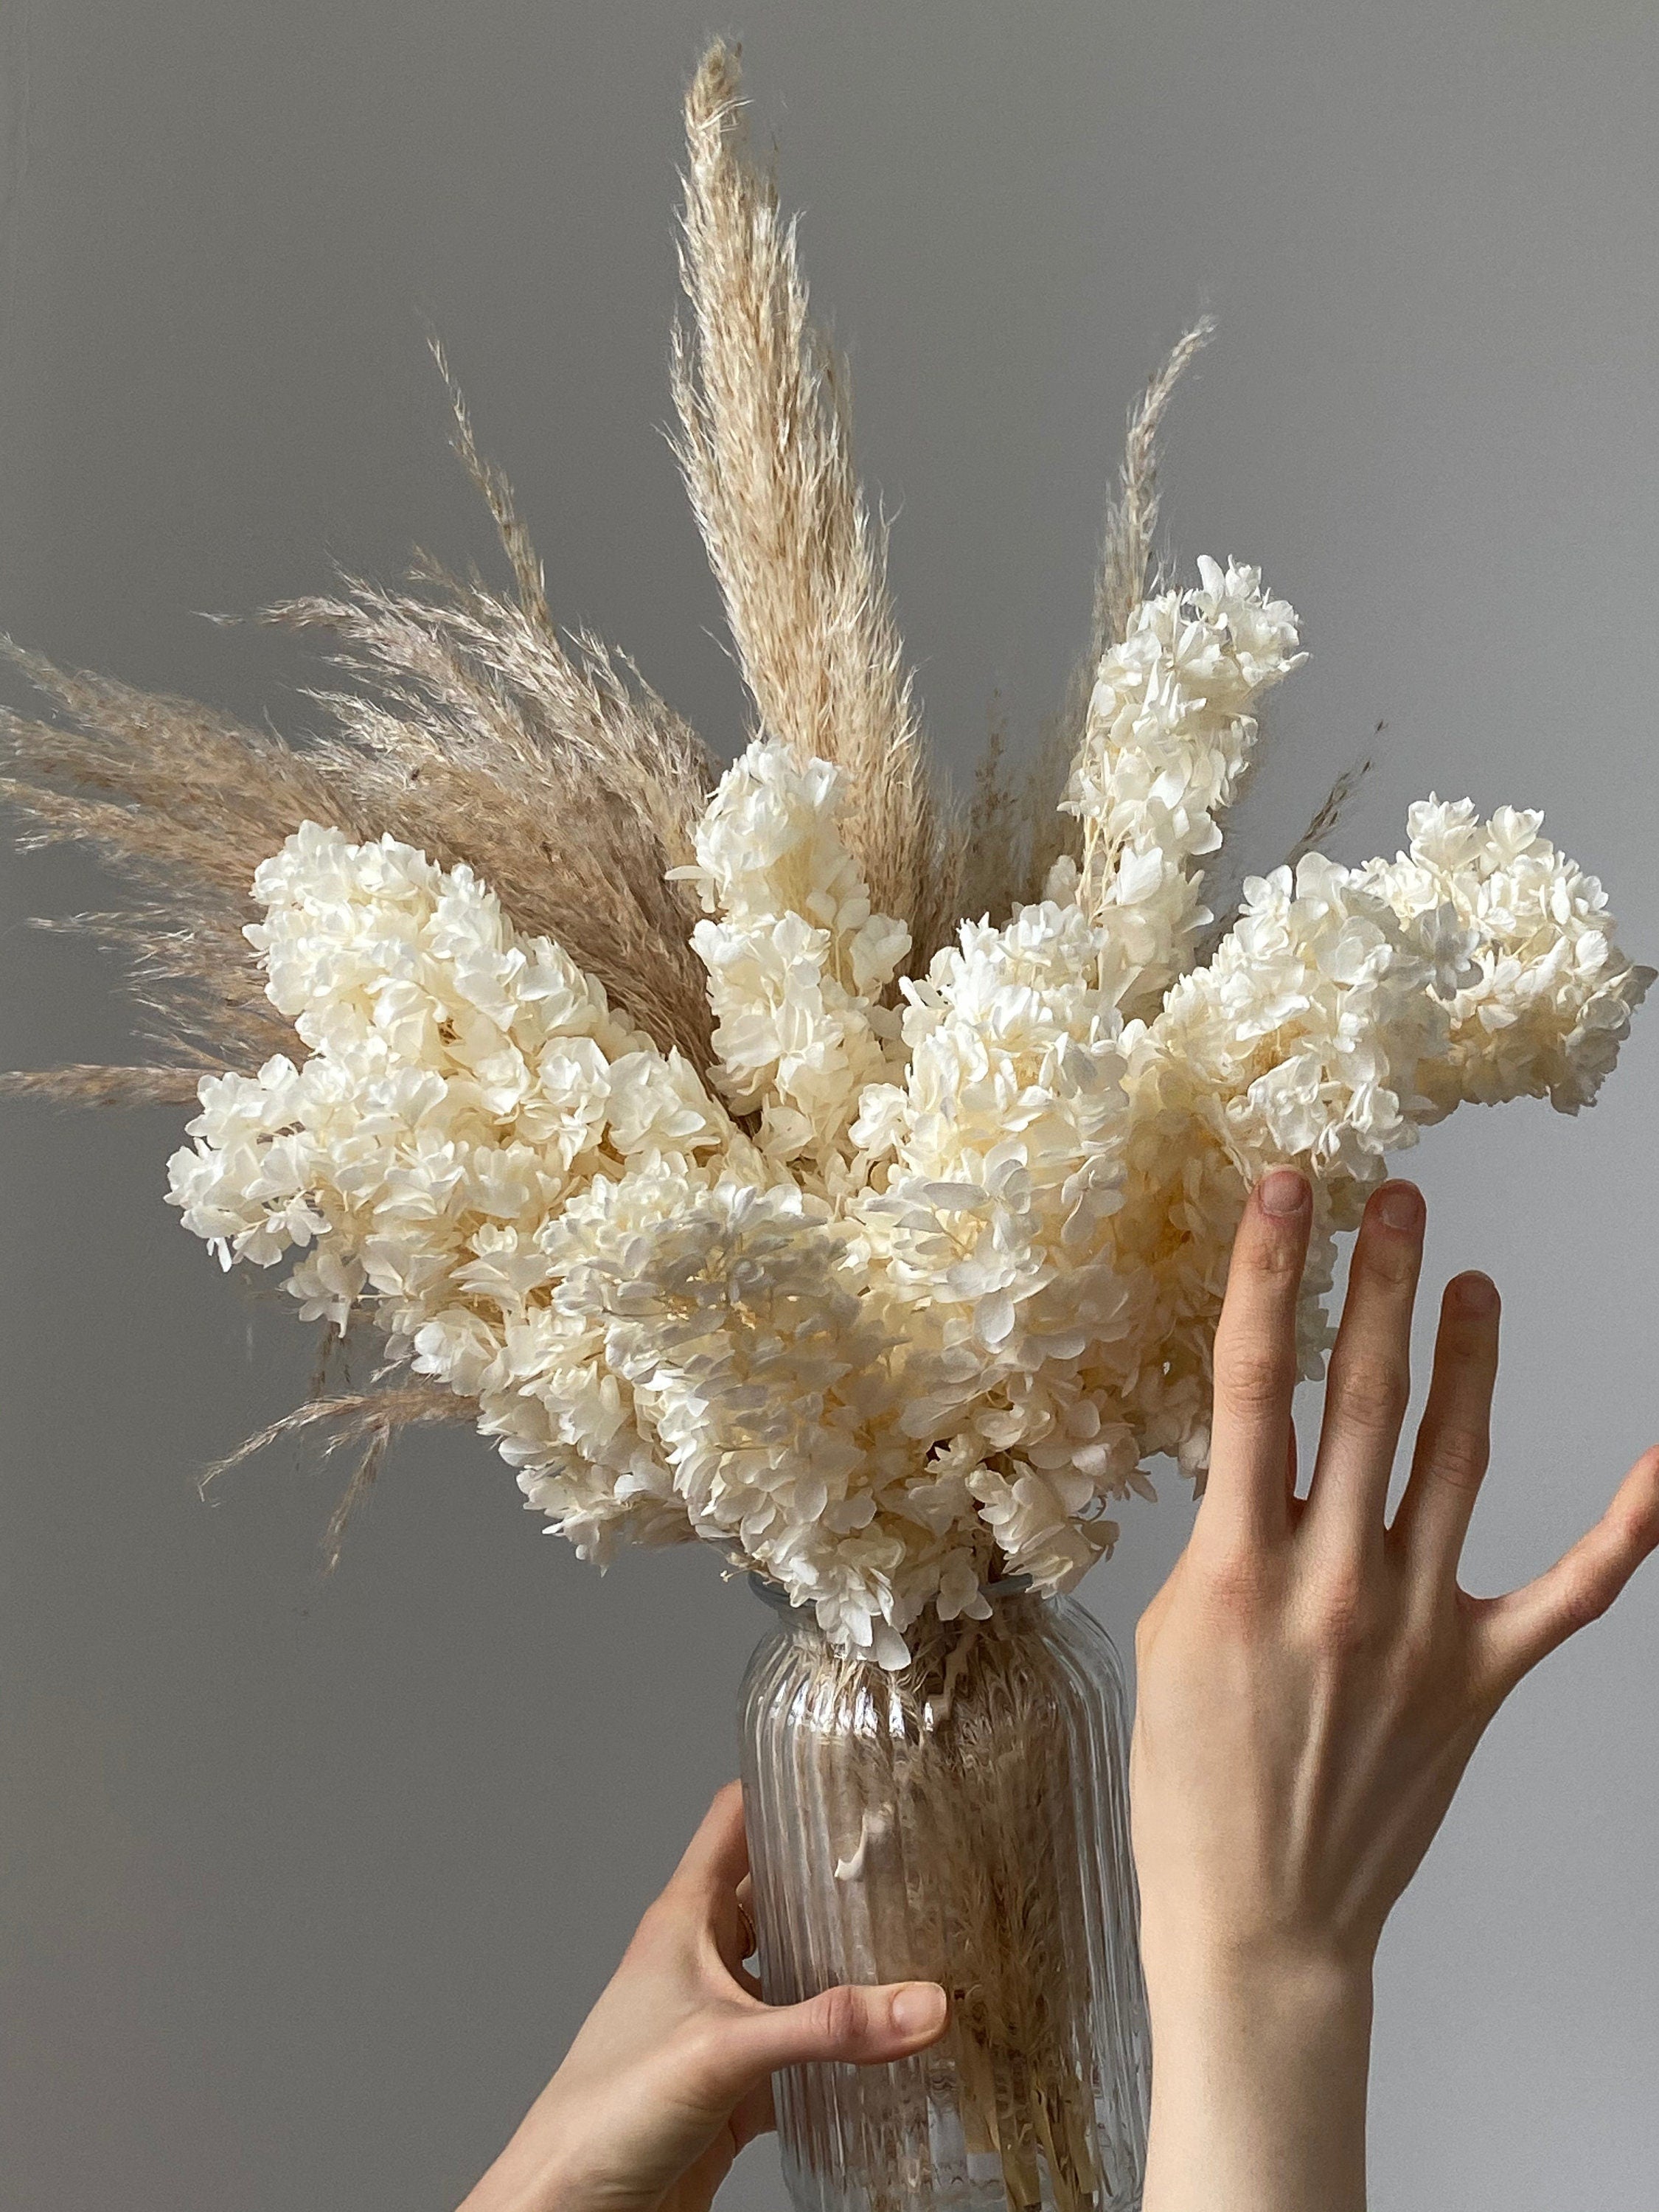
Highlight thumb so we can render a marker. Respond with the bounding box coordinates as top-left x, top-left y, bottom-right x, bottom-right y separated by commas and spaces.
736, 1980, 950, 2076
